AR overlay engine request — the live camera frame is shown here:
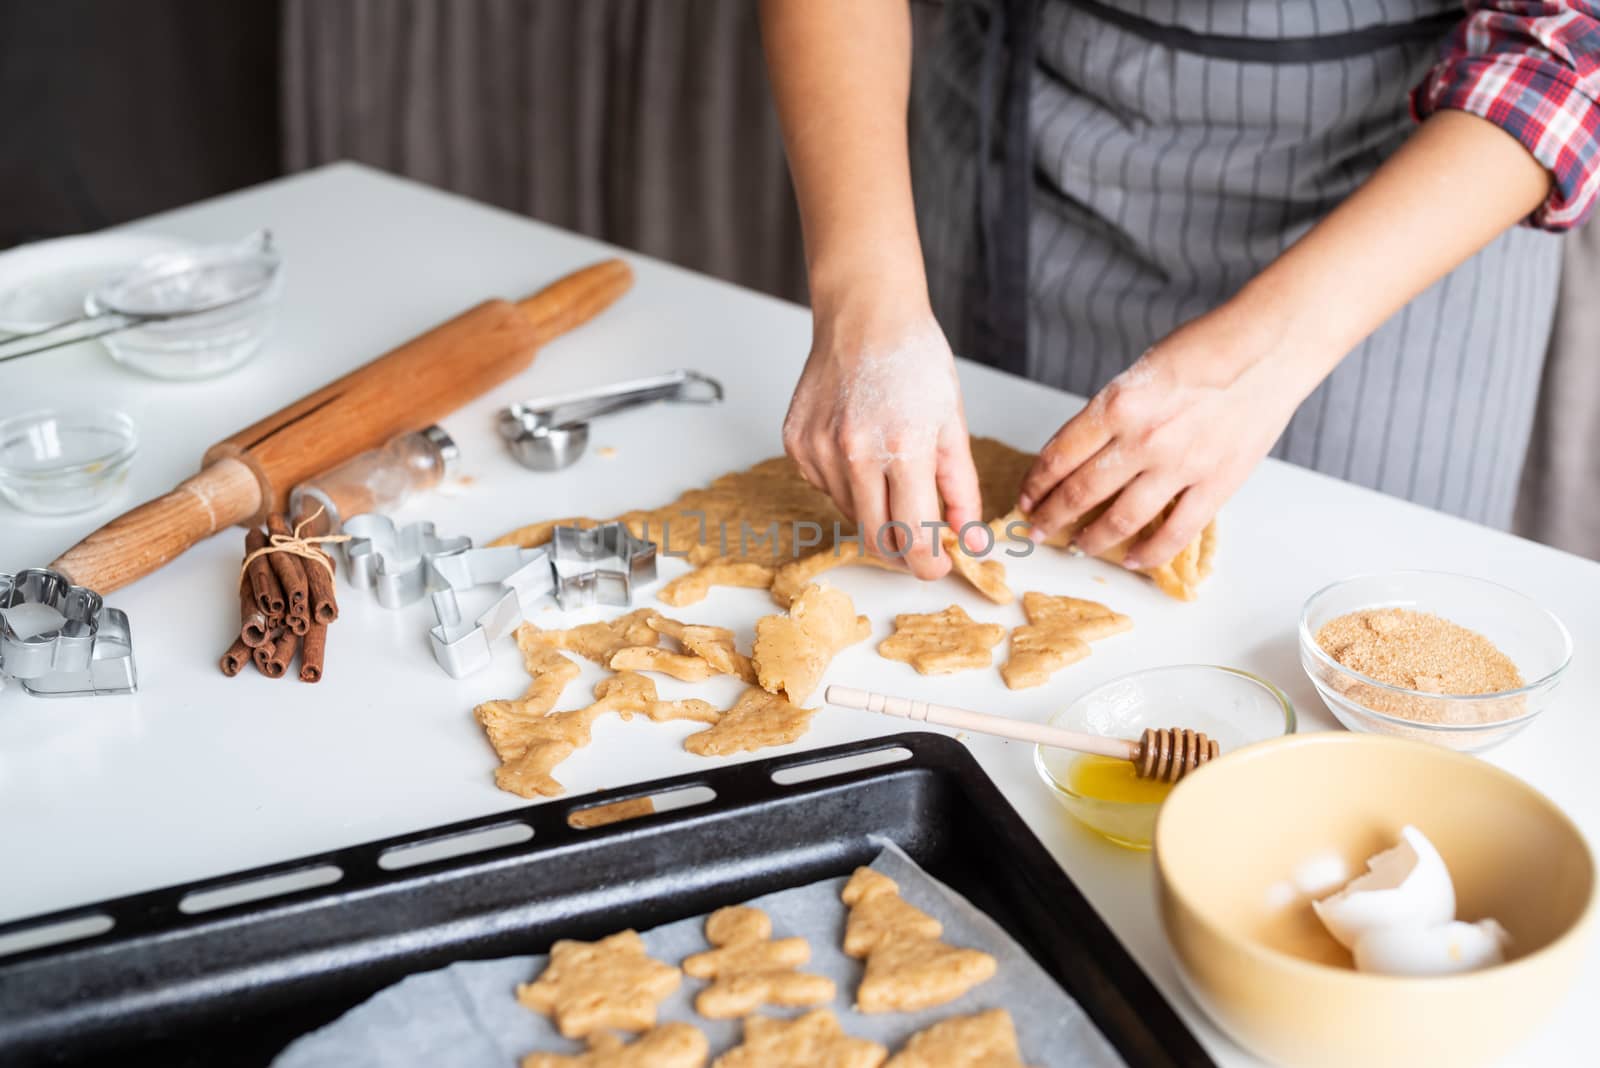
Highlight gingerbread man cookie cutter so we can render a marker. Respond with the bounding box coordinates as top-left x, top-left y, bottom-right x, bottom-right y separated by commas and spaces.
341, 515, 472, 608
340, 514, 657, 678
0, 568, 137, 697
